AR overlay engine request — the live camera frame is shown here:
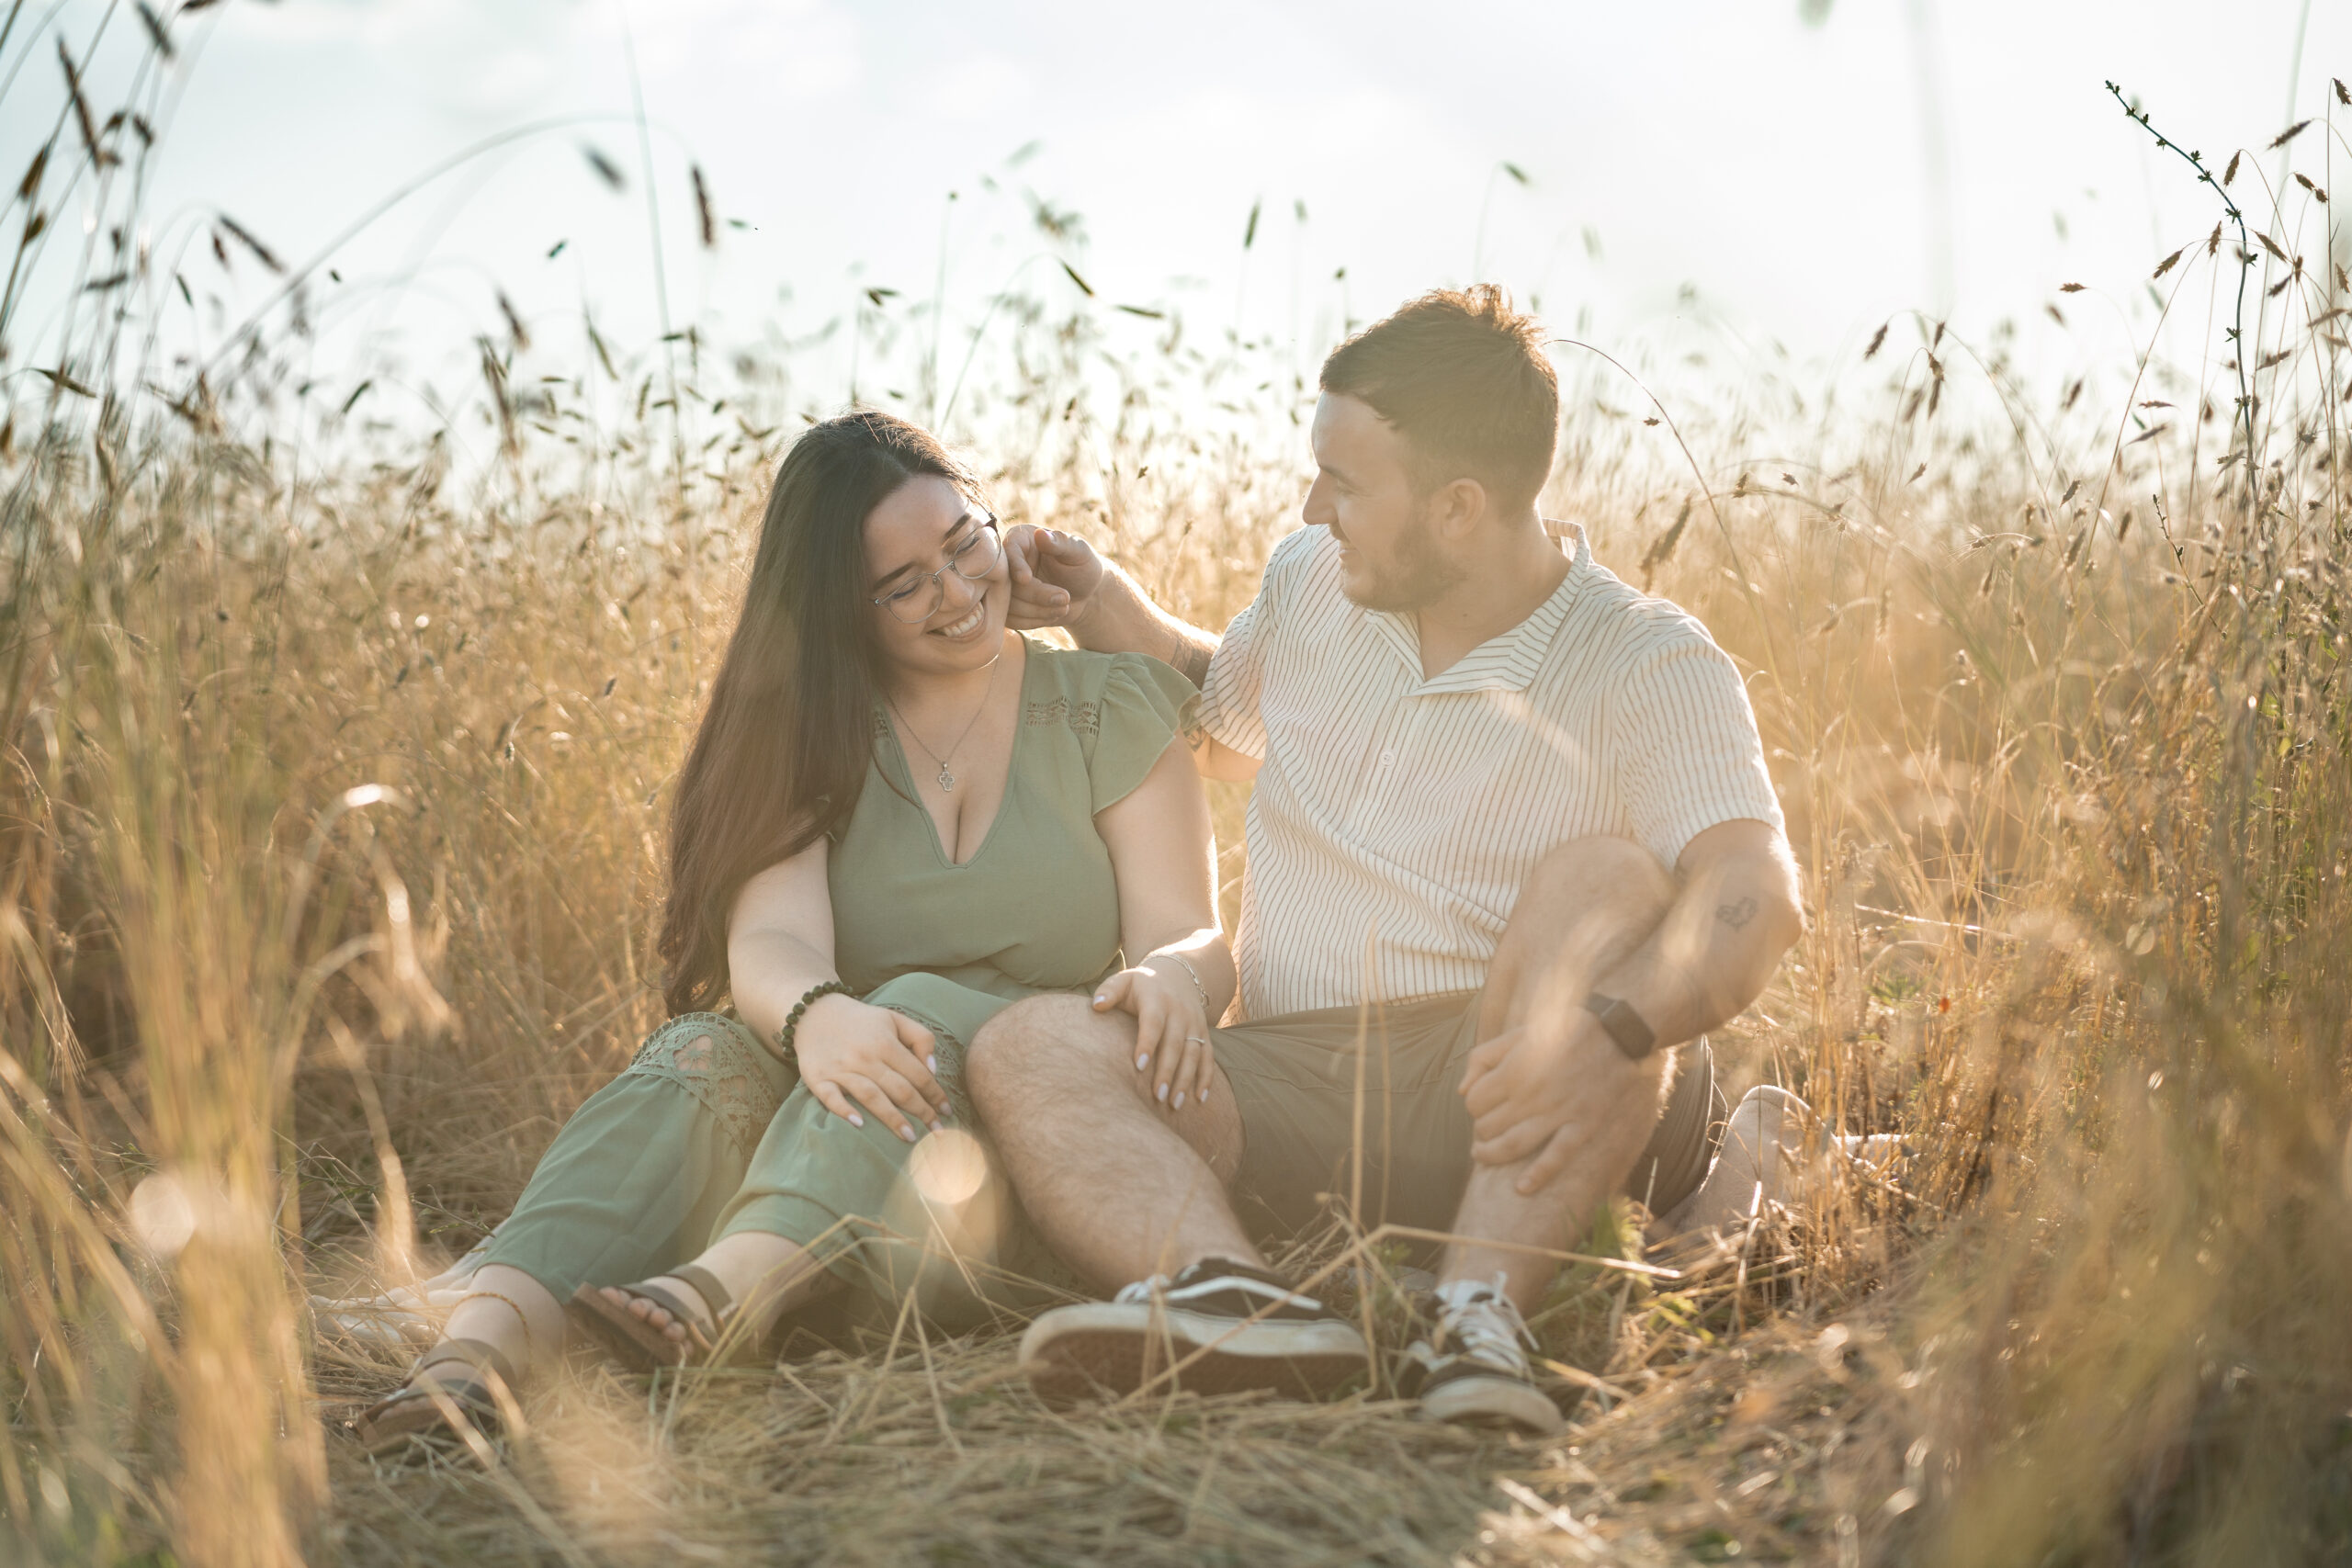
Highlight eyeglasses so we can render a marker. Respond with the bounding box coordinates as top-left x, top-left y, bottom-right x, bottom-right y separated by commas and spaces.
870, 513, 1002, 623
